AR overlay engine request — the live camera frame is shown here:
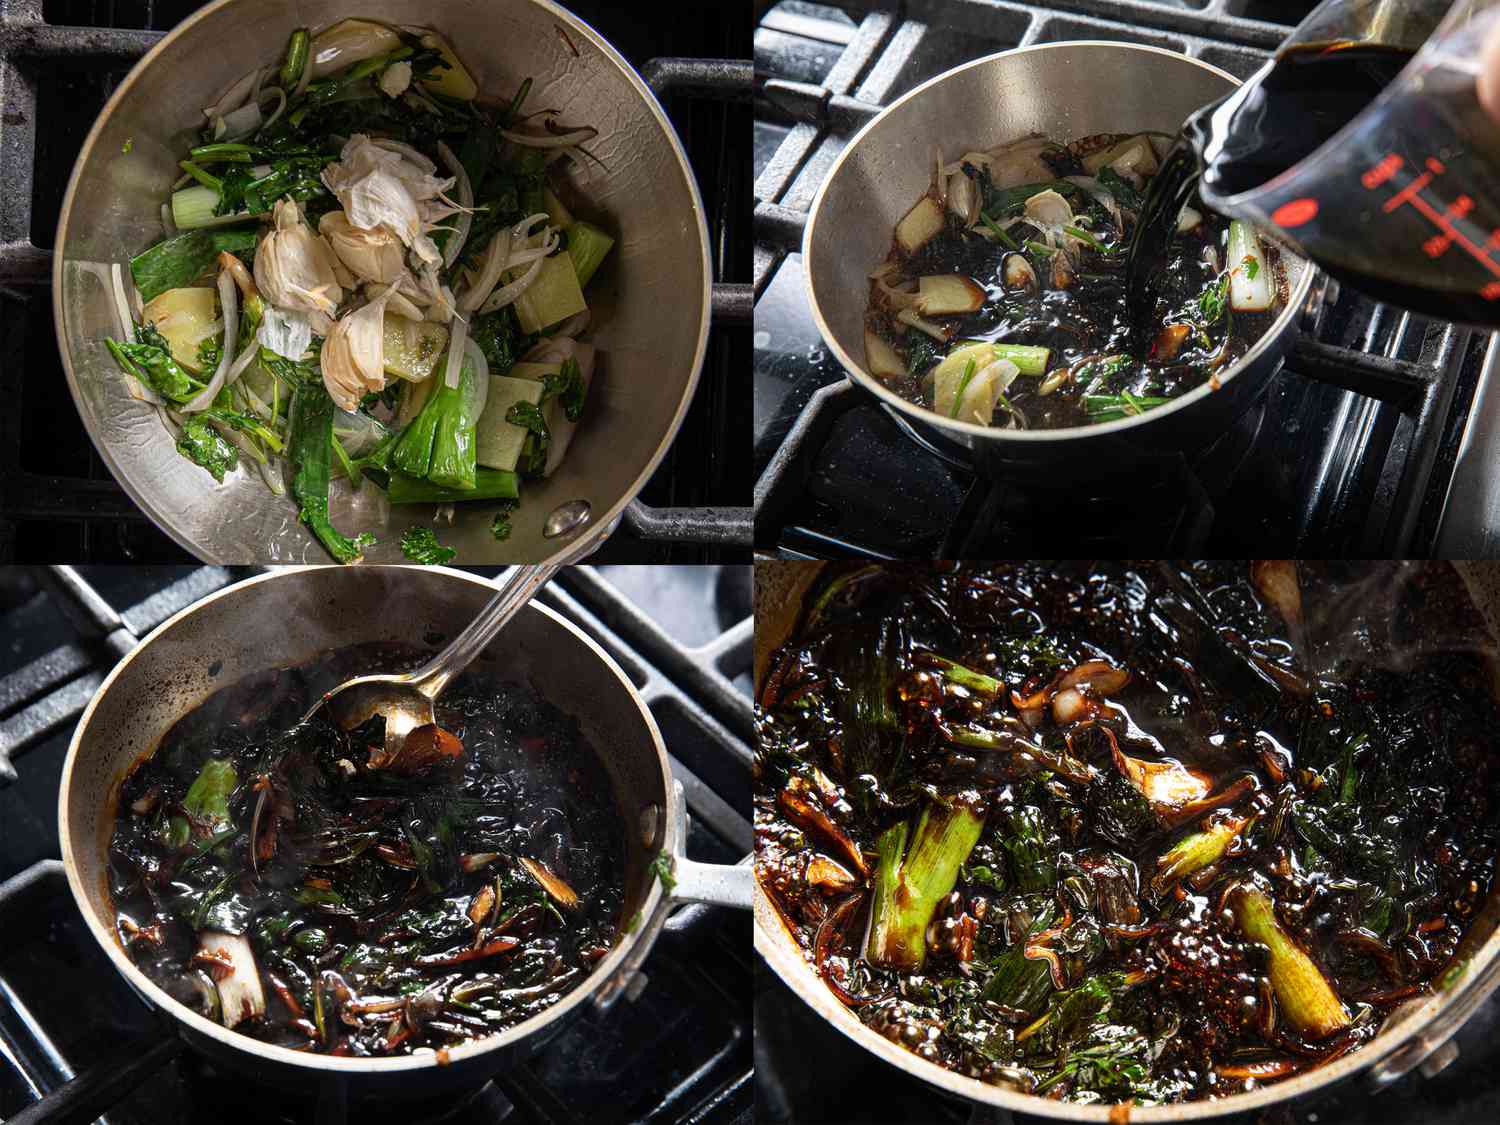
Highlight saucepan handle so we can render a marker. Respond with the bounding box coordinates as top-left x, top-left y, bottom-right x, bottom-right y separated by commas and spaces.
6, 1032, 183, 1125
593, 781, 749, 1010
666, 777, 752, 910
